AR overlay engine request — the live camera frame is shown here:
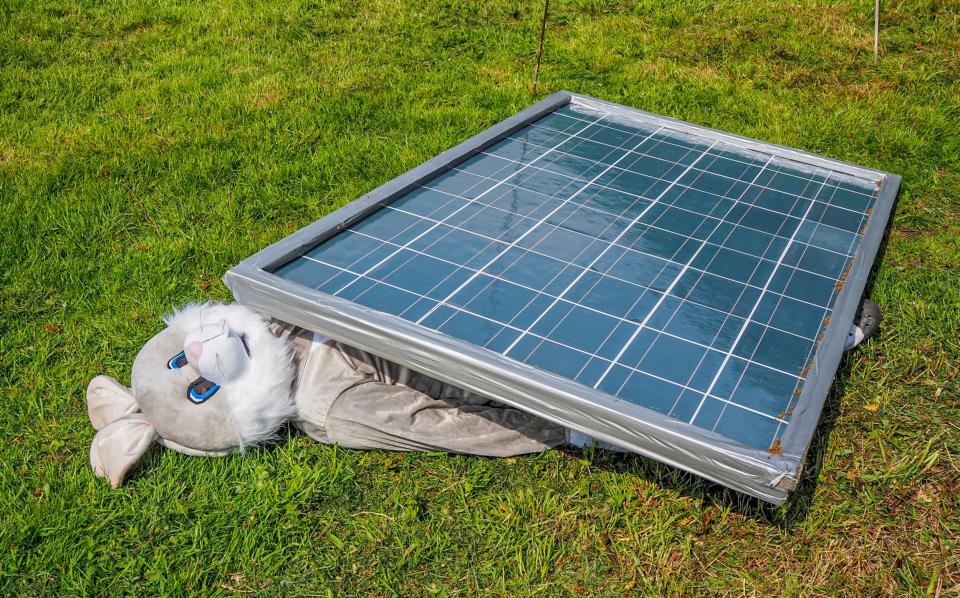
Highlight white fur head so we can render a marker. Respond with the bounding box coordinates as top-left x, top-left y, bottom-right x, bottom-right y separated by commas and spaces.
86, 302, 298, 488
163, 302, 297, 448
